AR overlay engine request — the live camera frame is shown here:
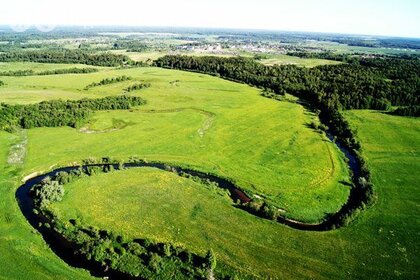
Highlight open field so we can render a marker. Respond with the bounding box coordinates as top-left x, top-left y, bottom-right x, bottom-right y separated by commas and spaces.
0, 61, 418, 279
298, 40, 420, 55
48, 109, 420, 279
260, 54, 343, 67
0, 131, 93, 280
0, 62, 103, 73
14, 66, 350, 222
